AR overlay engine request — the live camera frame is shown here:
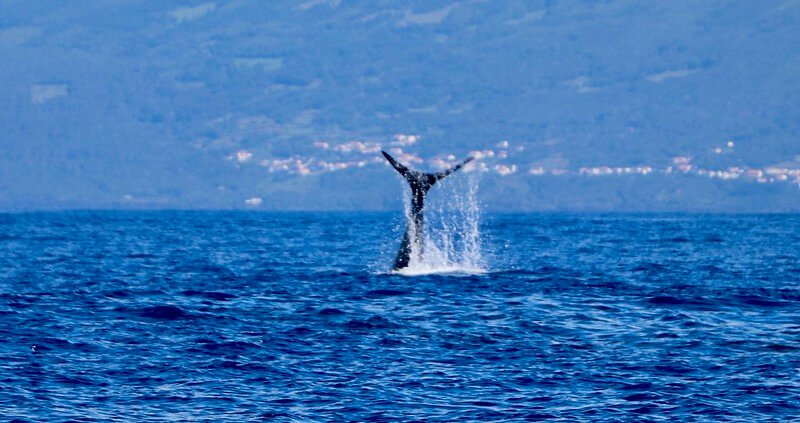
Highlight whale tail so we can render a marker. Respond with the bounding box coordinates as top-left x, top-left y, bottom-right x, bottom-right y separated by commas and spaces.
381, 150, 473, 187
381, 151, 474, 270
